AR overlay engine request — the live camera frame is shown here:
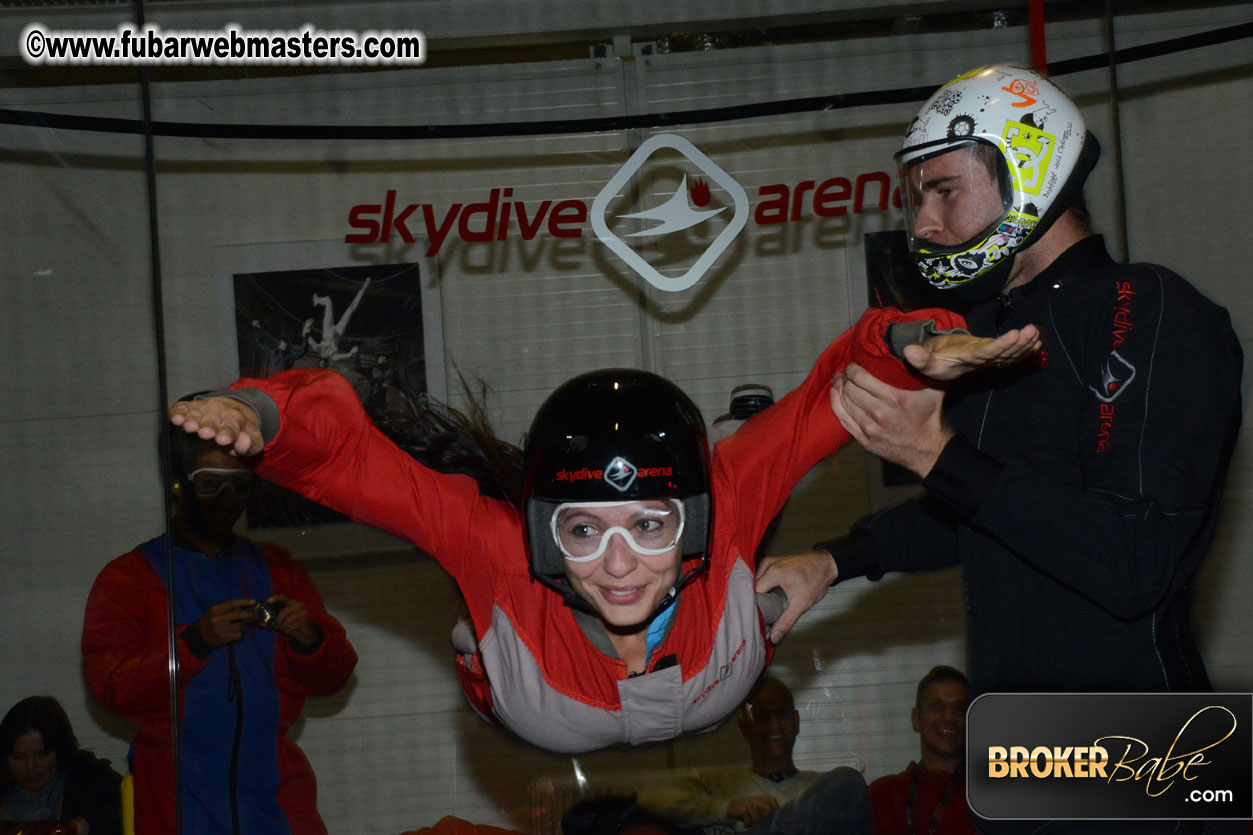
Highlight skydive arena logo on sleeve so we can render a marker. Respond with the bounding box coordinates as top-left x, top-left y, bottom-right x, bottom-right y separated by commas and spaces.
591, 134, 749, 292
